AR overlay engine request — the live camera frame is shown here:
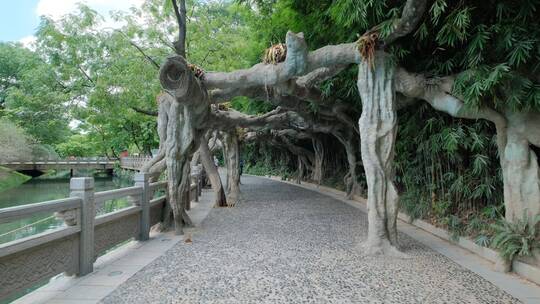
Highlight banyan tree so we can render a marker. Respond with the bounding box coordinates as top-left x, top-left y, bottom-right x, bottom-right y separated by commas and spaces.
145, 0, 540, 256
